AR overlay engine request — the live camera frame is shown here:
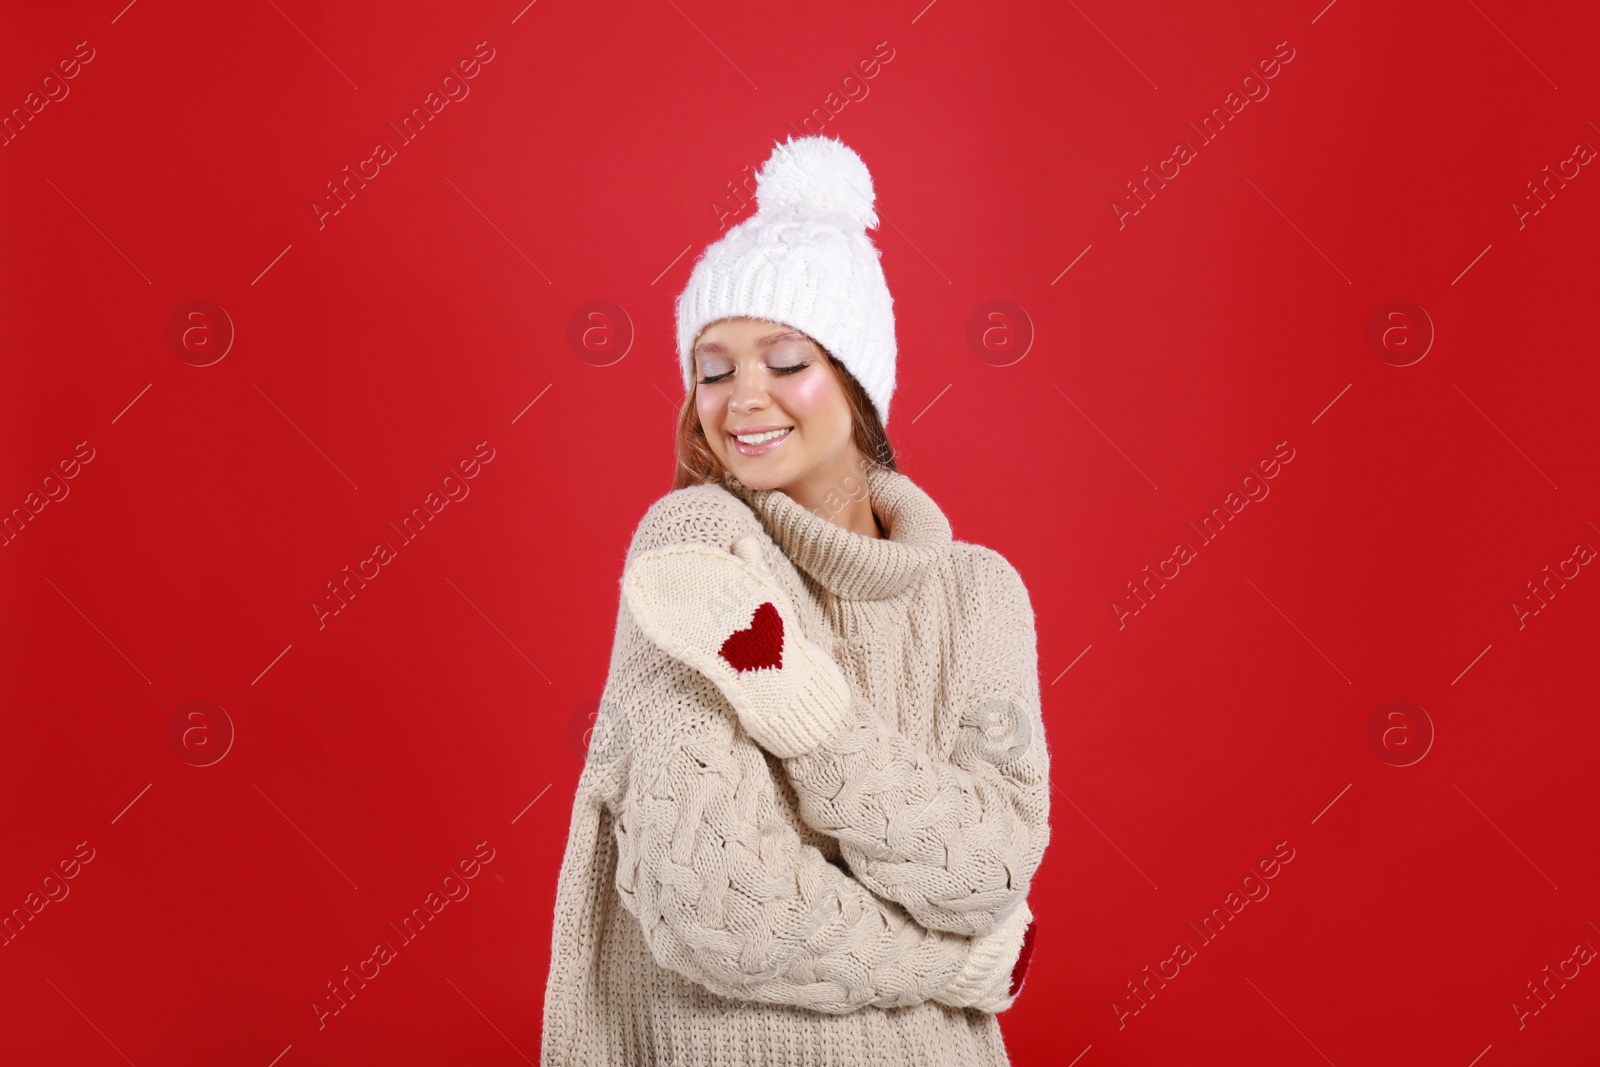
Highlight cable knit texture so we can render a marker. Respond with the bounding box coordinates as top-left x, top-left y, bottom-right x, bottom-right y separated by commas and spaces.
540, 466, 1052, 1066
